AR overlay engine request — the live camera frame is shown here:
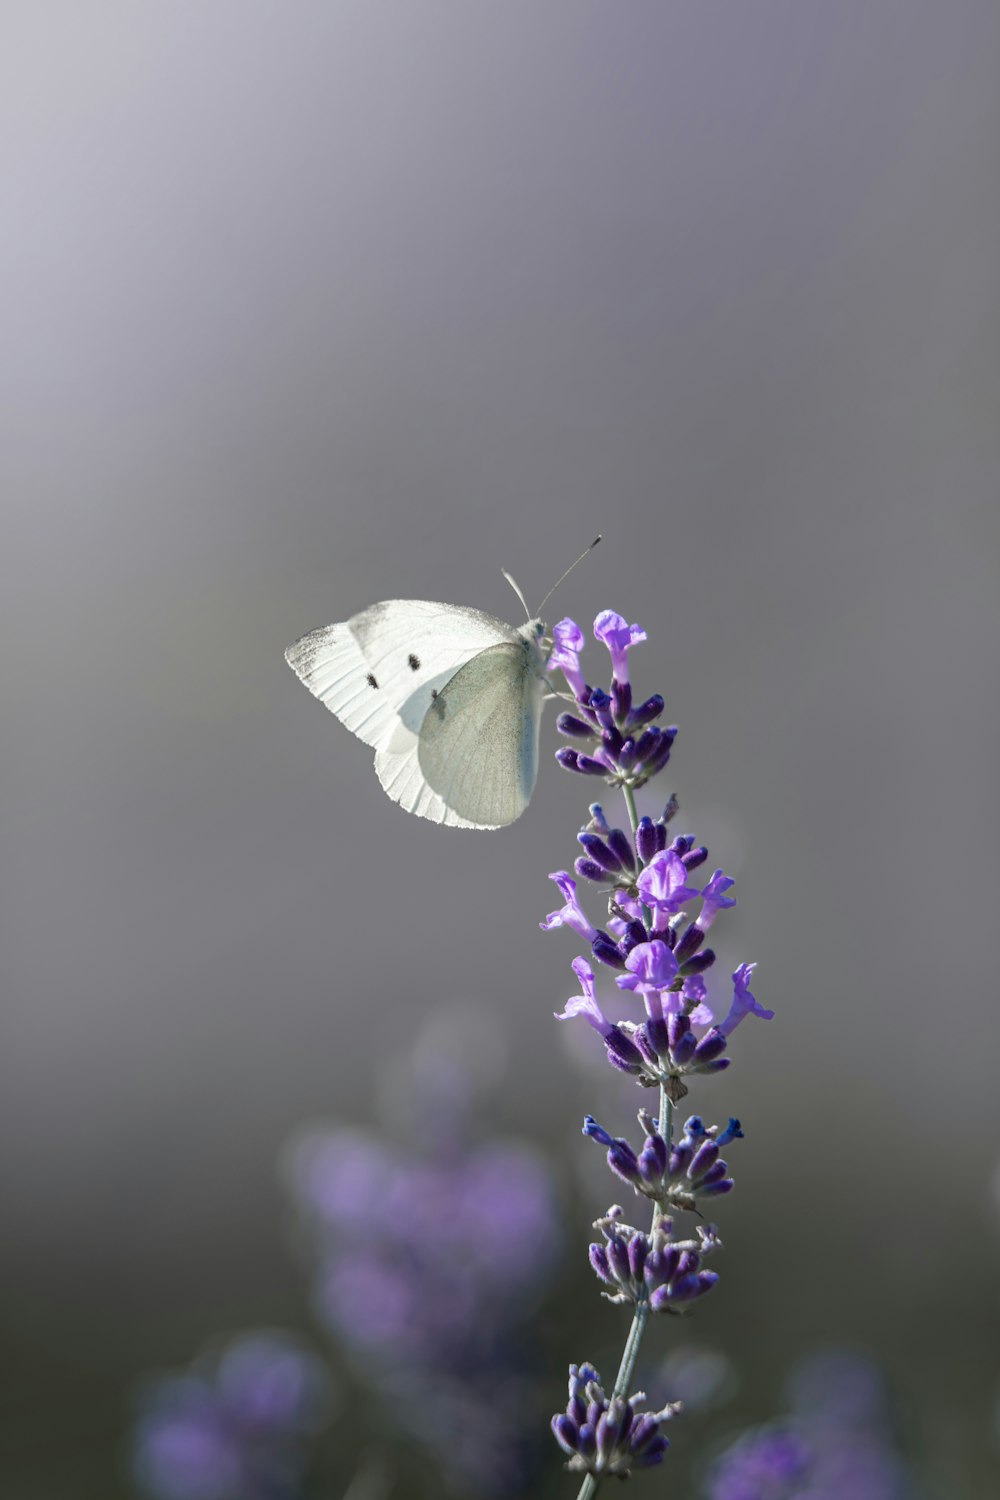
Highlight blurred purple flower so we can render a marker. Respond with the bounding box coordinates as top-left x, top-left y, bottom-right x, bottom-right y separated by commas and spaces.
704, 1351, 915, 1500
706, 1428, 813, 1500
131, 1332, 332, 1500
286, 1106, 560, 1494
